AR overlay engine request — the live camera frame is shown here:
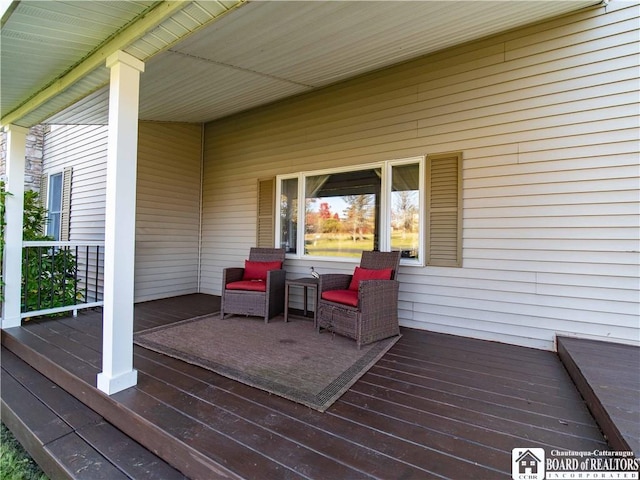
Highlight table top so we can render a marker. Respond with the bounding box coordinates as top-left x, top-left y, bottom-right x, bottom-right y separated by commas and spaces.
286, 277, 319, 286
